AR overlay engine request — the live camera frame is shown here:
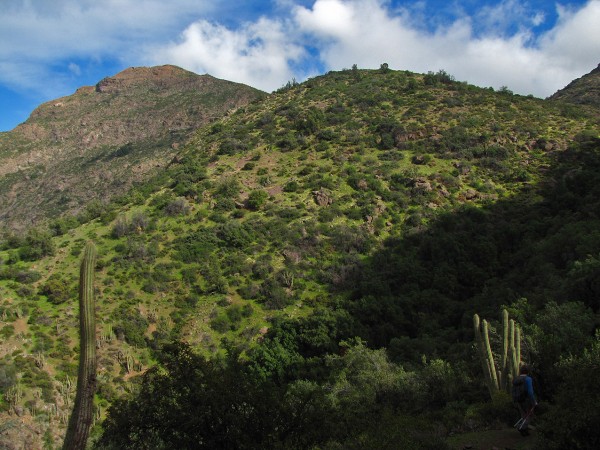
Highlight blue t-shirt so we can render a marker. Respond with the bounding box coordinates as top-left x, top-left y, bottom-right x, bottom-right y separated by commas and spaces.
524, 375, 535, 401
